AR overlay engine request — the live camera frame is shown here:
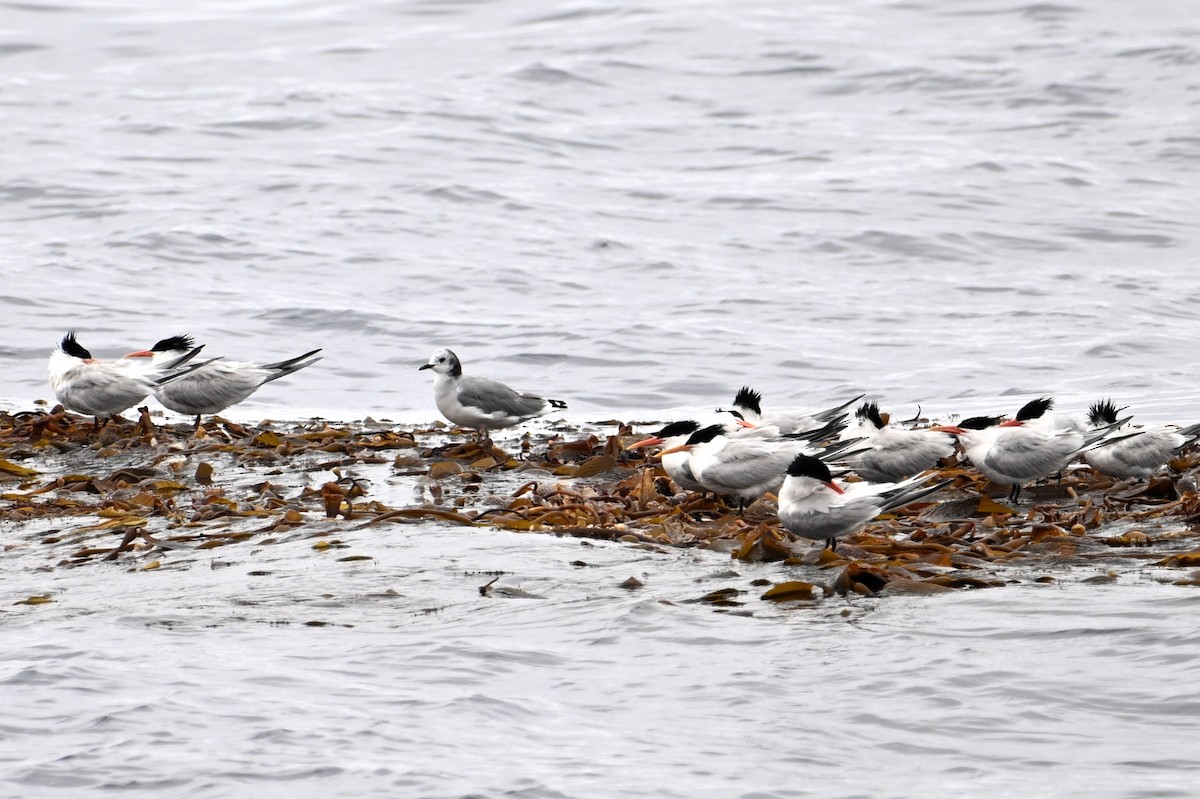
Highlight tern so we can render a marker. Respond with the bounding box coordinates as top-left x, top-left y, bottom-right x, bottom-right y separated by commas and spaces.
777, 453, 951, 550
127, 335, 322, 427
721, 386, 862, 437
935, 413, 1132, 502
1082, 399, 1200, 479
659, 423, 863, 511
48, 332, 206, 429
840, 401, 956, 482
419, 348, 567, 439
627, 420, 707, 493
